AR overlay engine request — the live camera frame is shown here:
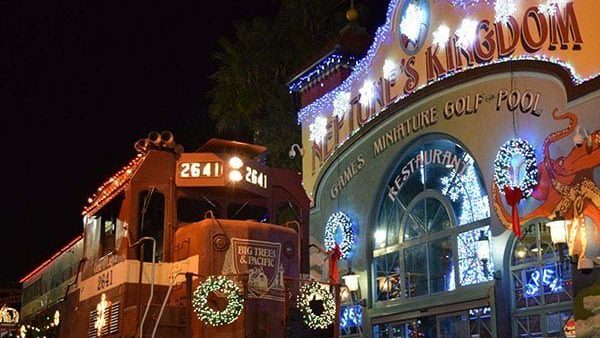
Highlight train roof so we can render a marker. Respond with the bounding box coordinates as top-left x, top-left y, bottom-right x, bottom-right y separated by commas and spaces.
82, 152, 148, 216
20, 235, 83, 284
